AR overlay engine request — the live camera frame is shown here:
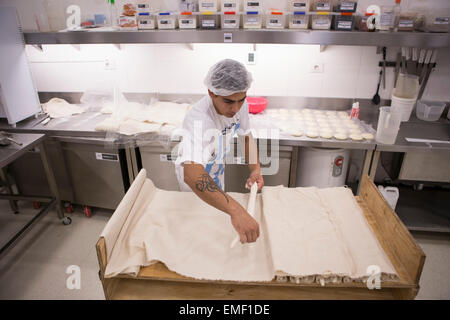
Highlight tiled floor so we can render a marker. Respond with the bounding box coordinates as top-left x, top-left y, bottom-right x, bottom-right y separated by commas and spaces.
0, 200, 449, 300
